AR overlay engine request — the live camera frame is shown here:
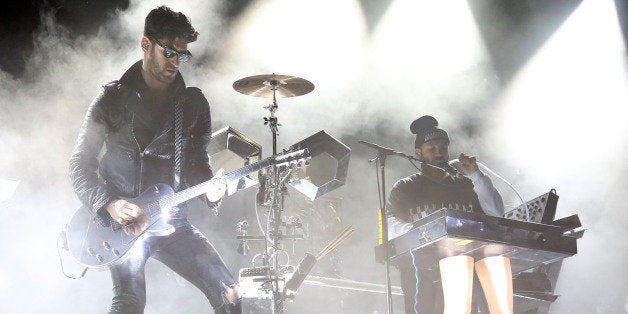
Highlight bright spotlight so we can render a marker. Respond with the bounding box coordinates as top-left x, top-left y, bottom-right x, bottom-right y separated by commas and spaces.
0, 178, 19, 206
494, 0, 628, 178
222, 0, 368, 84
